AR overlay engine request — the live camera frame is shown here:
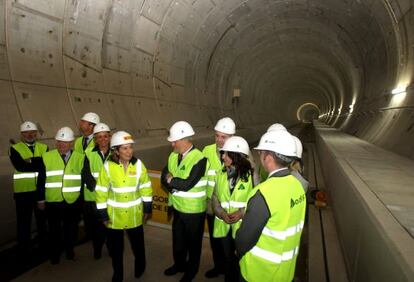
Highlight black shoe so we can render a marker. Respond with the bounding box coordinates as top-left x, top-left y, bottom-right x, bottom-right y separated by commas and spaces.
135, 270, 144, 279
205, 268, 224, 278
112, 274, 123, 282
164, 265, 185, 276
180, 273, 194, 282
